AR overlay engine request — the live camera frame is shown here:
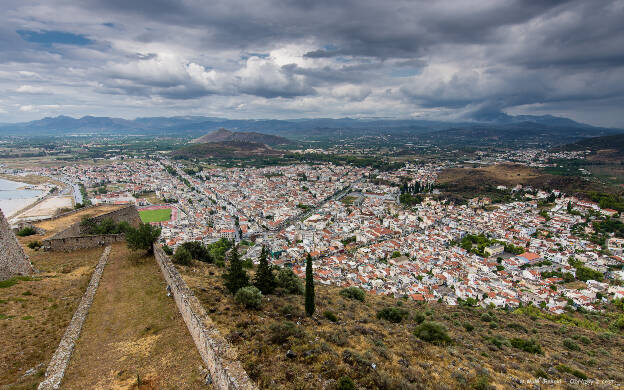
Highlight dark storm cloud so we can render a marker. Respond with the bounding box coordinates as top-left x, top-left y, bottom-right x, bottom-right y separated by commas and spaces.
0, 0, 623, 126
